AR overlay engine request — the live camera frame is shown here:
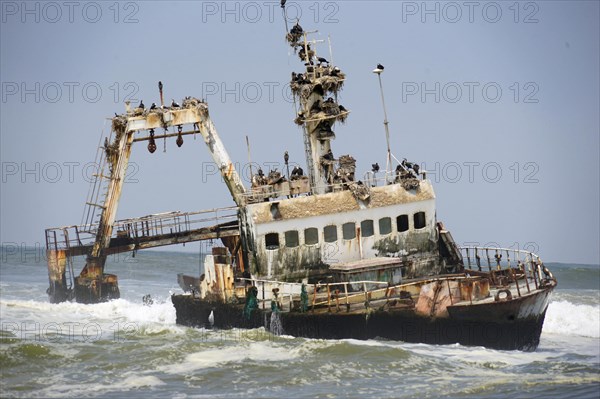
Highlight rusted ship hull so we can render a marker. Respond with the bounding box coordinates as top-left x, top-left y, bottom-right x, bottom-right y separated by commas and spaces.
172, 283, 554, 351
